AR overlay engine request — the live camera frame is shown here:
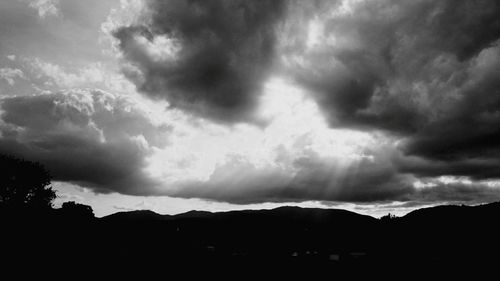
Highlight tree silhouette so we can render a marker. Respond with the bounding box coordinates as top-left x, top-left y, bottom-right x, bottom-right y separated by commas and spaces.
380, 213, 398, 222
0, 154, 56, 211
60, 201, 95, 220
